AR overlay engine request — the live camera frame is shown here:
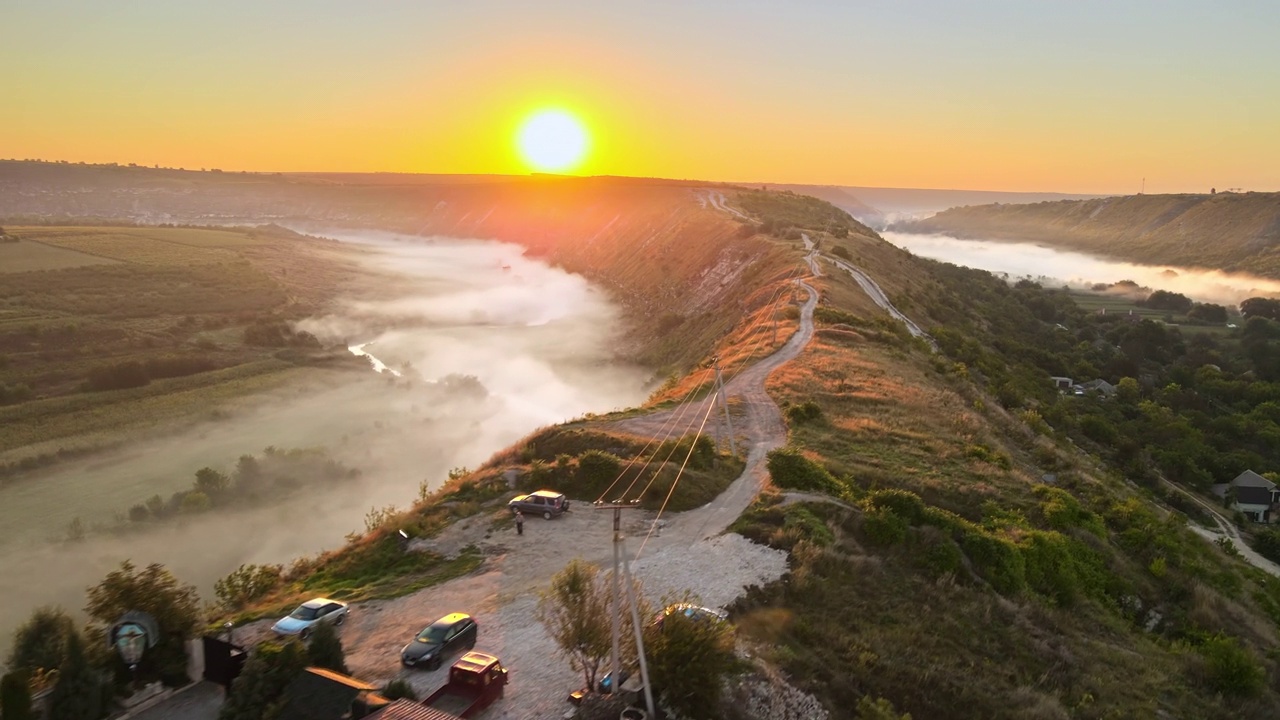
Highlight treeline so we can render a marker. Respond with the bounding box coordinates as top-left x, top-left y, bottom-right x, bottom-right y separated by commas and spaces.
243, 320, 322, 348
83, 355, 222, 392
920, 262, 1280, 493
63, 447, 360, 541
